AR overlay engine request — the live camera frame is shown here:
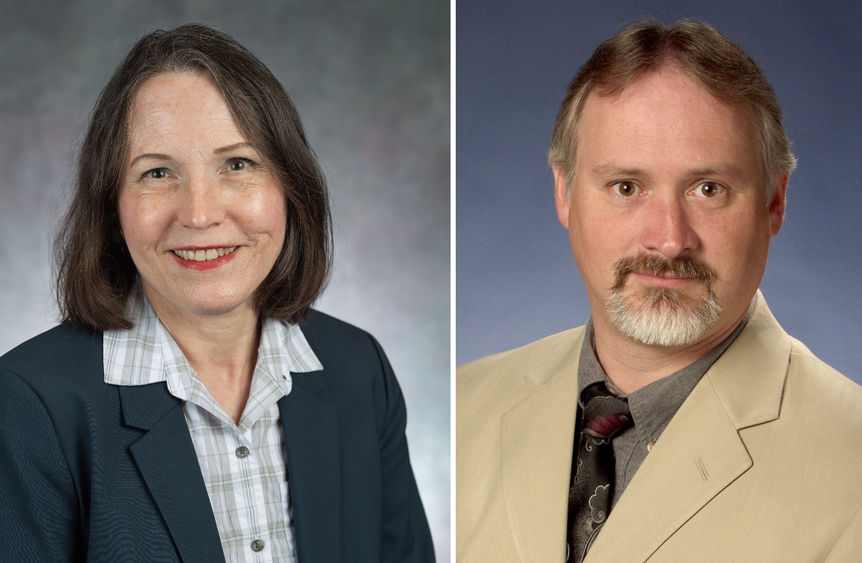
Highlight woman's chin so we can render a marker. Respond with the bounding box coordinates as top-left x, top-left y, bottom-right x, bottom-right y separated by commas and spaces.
143, 284, 256, 322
